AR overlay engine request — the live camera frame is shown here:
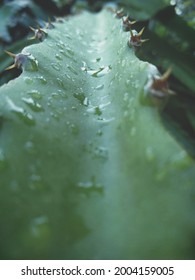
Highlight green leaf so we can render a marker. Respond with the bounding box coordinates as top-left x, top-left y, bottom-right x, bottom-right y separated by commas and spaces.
0, 10, 195, 259
0, 38, 32, 86
139, 28, 195, 93
145, 6, 195, 93
51, 0, 75, 8
173, 0, 195, 29
118, 0, 171, 20
135, 5, 195, 145
0, 0, 47, 43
